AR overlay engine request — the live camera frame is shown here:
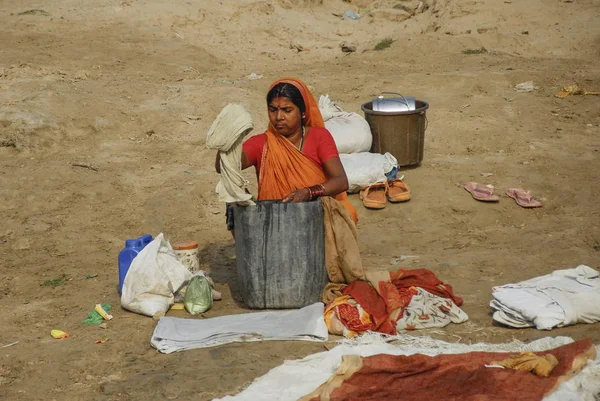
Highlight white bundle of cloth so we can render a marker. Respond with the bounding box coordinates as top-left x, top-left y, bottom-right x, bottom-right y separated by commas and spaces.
490, 265, 600, 330
206, 104, 255, 205
318, 94, 372, 154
